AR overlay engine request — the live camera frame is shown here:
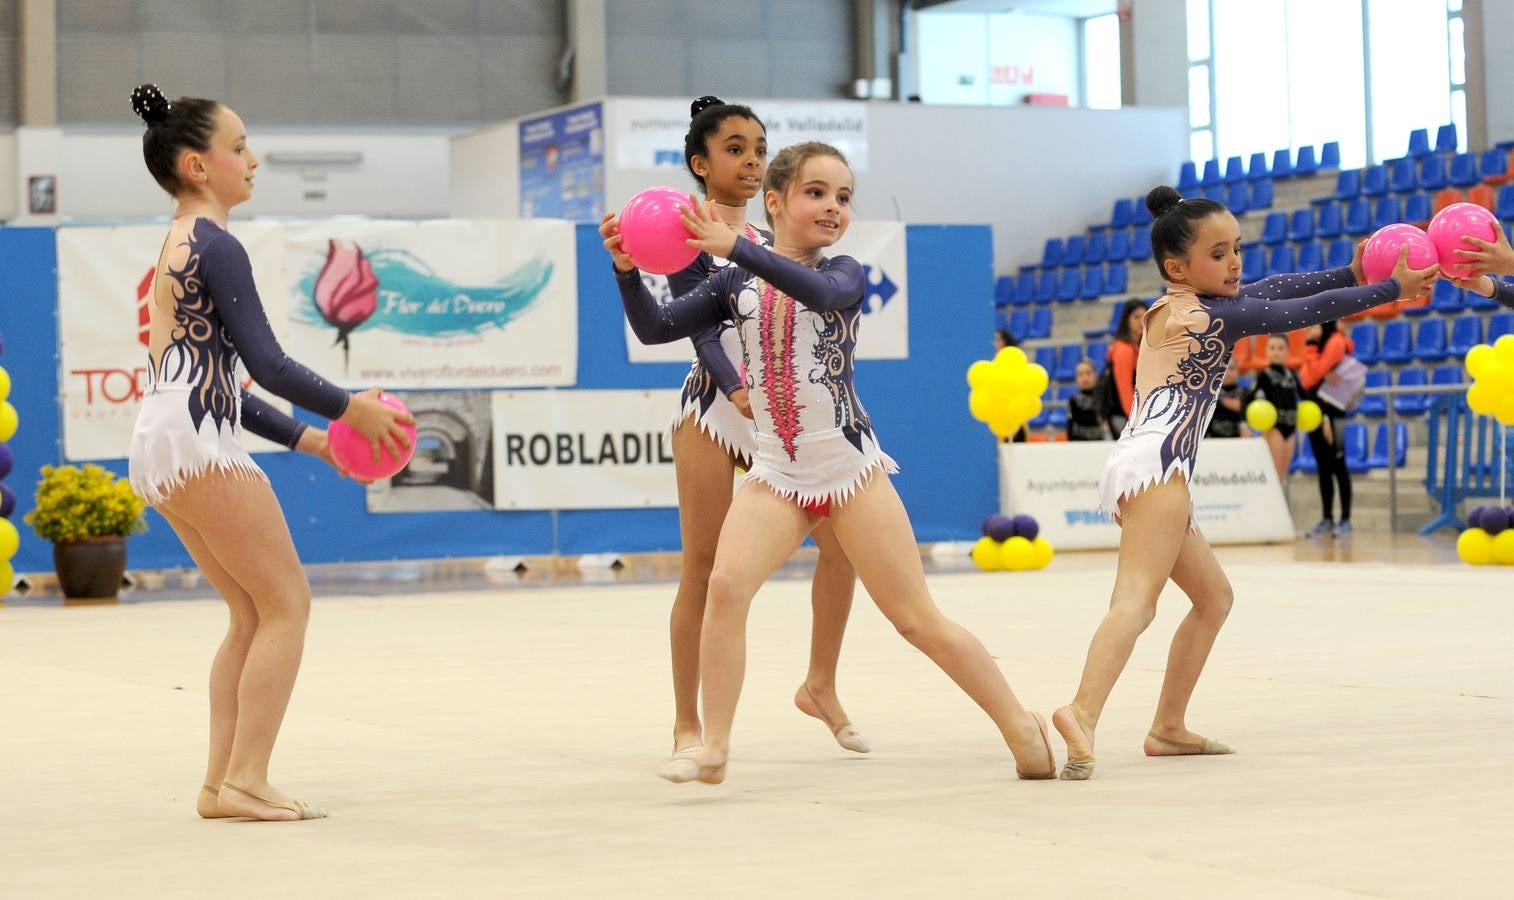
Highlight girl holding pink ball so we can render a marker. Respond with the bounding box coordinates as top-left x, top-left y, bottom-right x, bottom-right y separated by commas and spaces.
1441, 217, 1514, 308
126, 84, 412, 821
